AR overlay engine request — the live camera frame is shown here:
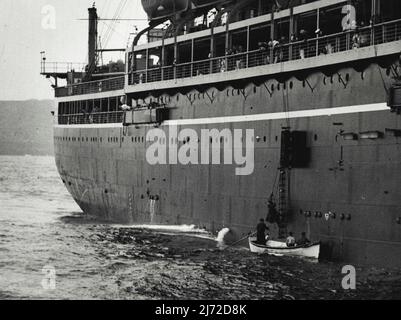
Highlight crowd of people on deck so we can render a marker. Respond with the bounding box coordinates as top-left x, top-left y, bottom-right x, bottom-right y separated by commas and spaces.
132, 16, 376, 82
212, 22, 370, 74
